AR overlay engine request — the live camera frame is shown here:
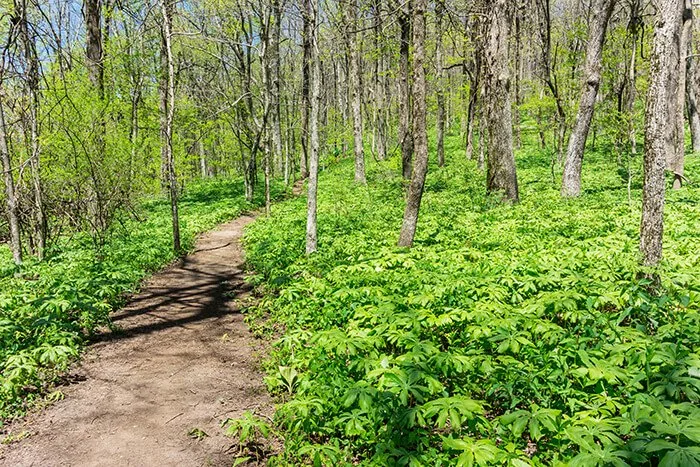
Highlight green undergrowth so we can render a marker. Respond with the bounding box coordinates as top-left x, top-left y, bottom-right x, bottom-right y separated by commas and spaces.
243, 137, 700, 466
0, 177, 285, 423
